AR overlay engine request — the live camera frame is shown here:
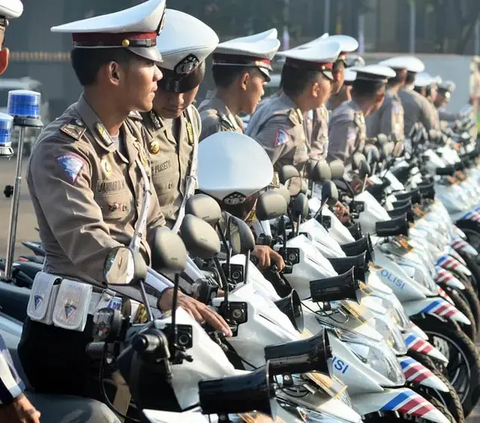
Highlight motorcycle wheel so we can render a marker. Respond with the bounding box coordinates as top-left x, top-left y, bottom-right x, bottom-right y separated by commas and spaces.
457, 224, 480, 253
448, 270, 480, 331
411, 314, 480, 417
407, 350, 465, 423
445, 286, 477, 342
364, 396, 456, 422
453, 250, 480, 294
